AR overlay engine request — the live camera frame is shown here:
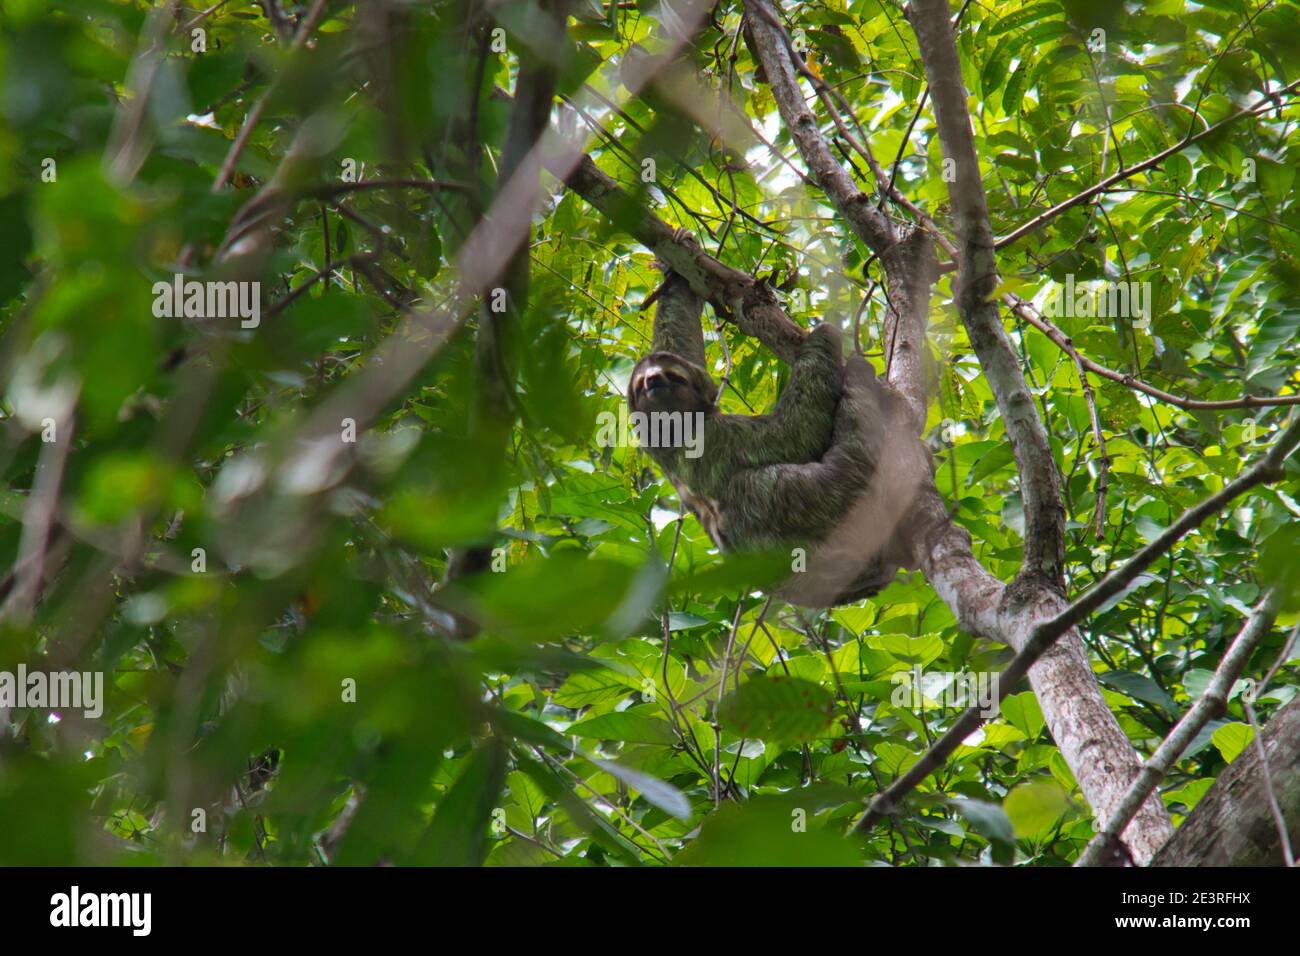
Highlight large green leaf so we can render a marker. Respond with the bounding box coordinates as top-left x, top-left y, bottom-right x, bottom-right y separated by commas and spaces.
716, 676, 835, 743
